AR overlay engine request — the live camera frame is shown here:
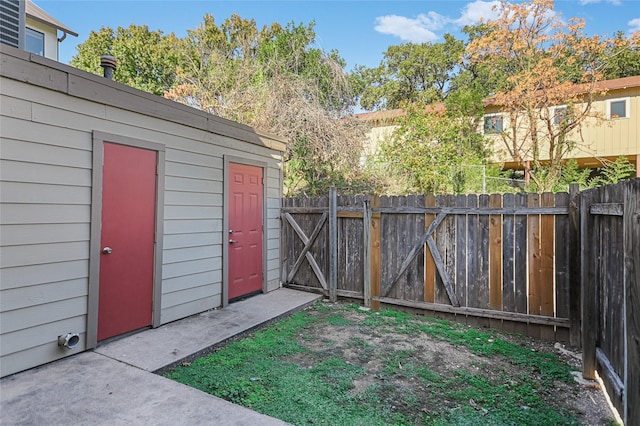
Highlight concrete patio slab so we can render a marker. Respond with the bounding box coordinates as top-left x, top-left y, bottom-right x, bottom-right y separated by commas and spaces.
95, 287, 322, 372
1, 288, 322, 425
0, 351, 288, 426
